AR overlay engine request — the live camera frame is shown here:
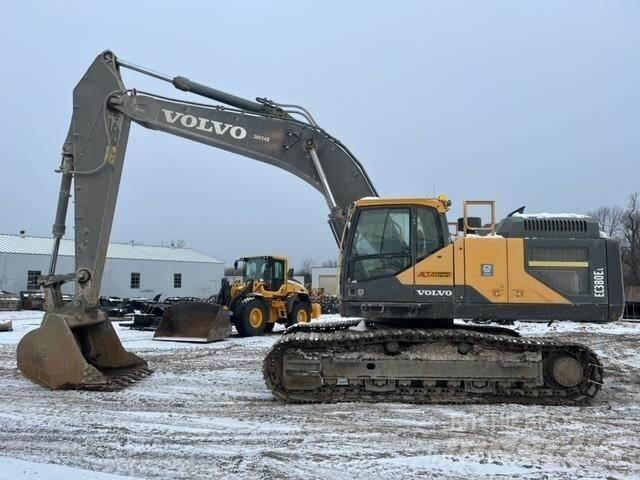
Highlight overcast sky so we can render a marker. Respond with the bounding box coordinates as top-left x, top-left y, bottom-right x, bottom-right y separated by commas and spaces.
1, 1, 638, 269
